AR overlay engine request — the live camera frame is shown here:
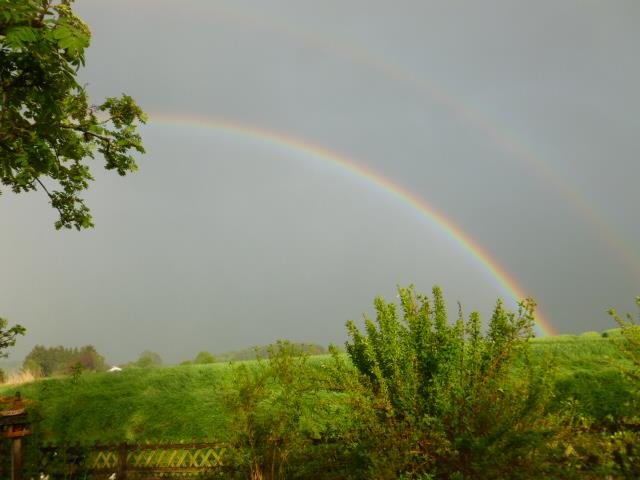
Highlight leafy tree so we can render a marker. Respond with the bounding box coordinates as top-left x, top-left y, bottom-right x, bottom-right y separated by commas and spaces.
0, 316, 25, 358
133, 350, 163, 368
194, 350, 216, 364
23, 343, 105, 376
73, 344, 105, 371
0, 0, 146, 229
